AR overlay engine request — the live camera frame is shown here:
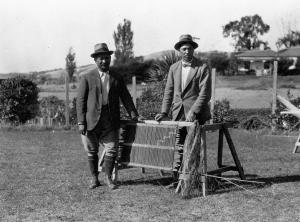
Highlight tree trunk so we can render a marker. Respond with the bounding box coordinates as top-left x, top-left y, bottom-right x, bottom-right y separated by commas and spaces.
65, 74, 70, 128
